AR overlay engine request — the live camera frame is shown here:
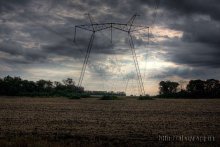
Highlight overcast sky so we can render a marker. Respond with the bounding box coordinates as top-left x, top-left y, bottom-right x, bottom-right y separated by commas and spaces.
1, 0, 220, 95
